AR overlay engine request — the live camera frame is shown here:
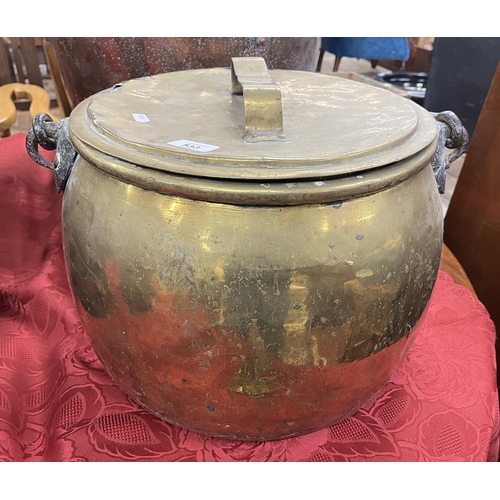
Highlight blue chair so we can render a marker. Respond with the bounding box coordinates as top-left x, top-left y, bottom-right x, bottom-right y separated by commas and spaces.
316, 37, 412, 72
